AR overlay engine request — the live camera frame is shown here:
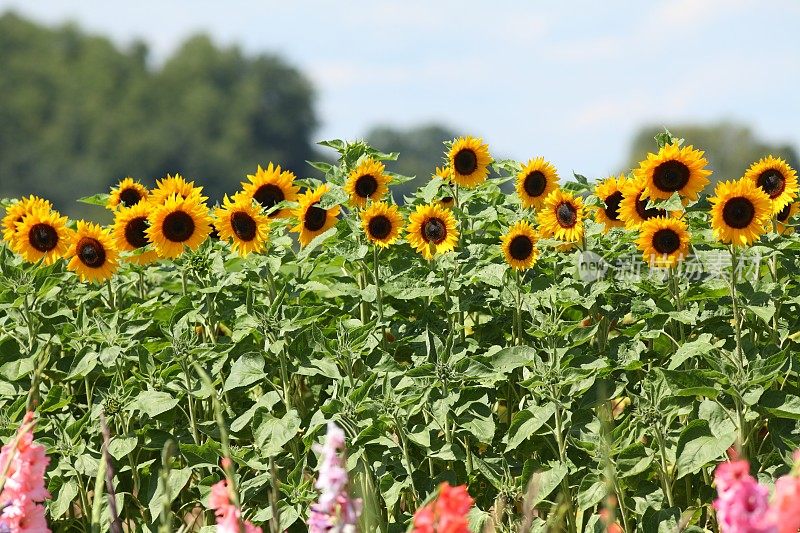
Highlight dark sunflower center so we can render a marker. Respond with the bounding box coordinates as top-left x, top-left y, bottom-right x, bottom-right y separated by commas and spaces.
652, 229, 681, 254
354, 175, 379, 198
77, 237, 106, 268
28, 223, 58, 252
367, 215, 392, 240
523, 171, 547, 198
756, 169, 786, 199
254, 184, 285, 216
422, 217, 447, 244
231, 211, 257, 241
604, 191, 623, 221
119, 187, 143, 207
555, 202, 578, 228
722, 197, 756, 229
778, 203, 792, 222
635, 193, 666, 220
124, 216, 149, 248
509, 235, 534, 261
652, 160, 690, 192
162, 211, 195, 242
304, 203, 328, 232
453, 149, 478, 175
